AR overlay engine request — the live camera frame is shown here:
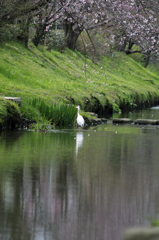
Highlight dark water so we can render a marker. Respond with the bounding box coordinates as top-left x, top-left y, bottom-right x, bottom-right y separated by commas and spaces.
1, 107, 159, 240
